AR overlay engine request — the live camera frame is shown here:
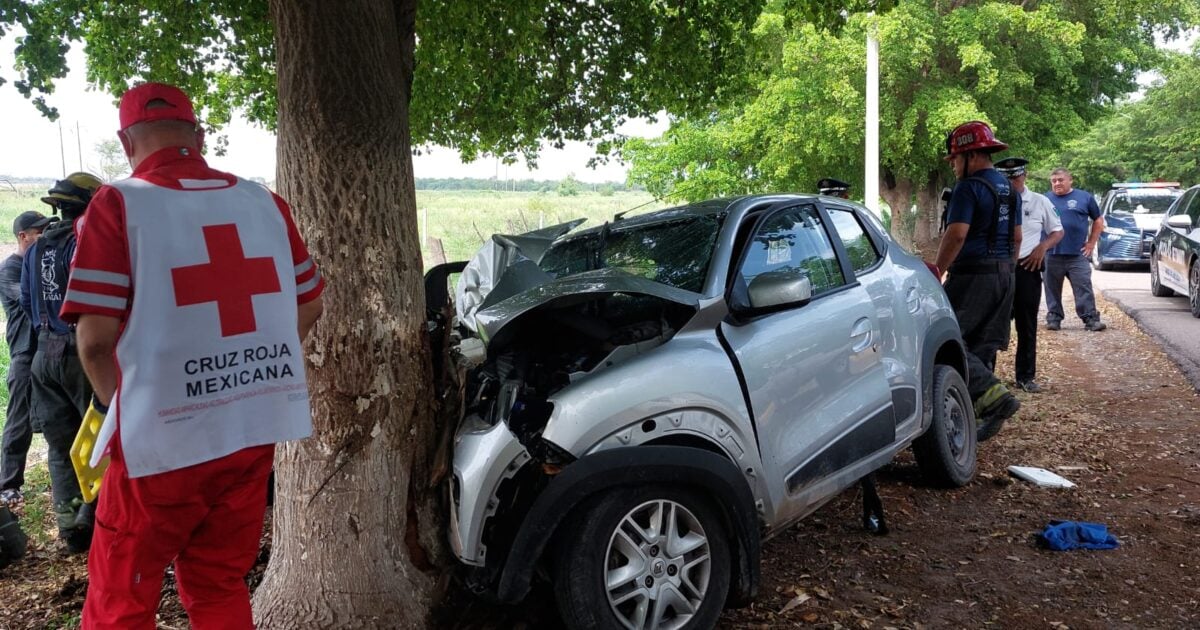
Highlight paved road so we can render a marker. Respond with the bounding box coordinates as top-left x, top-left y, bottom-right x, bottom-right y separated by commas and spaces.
1091, 265, 1200, 389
